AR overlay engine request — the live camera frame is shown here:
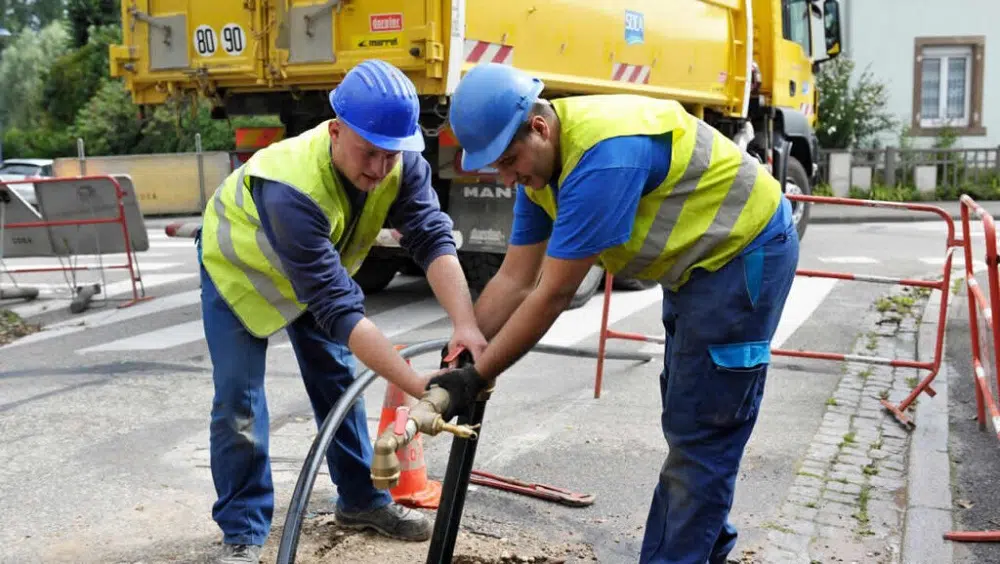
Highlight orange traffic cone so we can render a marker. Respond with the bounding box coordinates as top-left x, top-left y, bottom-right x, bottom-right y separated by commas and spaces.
375, 355, 442, 509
